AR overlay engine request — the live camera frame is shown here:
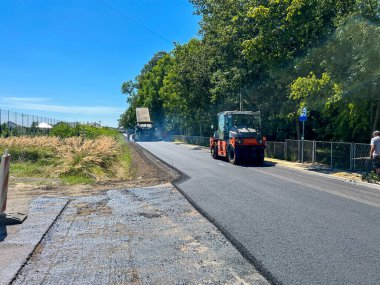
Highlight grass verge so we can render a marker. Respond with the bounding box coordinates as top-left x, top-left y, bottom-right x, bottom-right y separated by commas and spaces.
0, 135, 133, 185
